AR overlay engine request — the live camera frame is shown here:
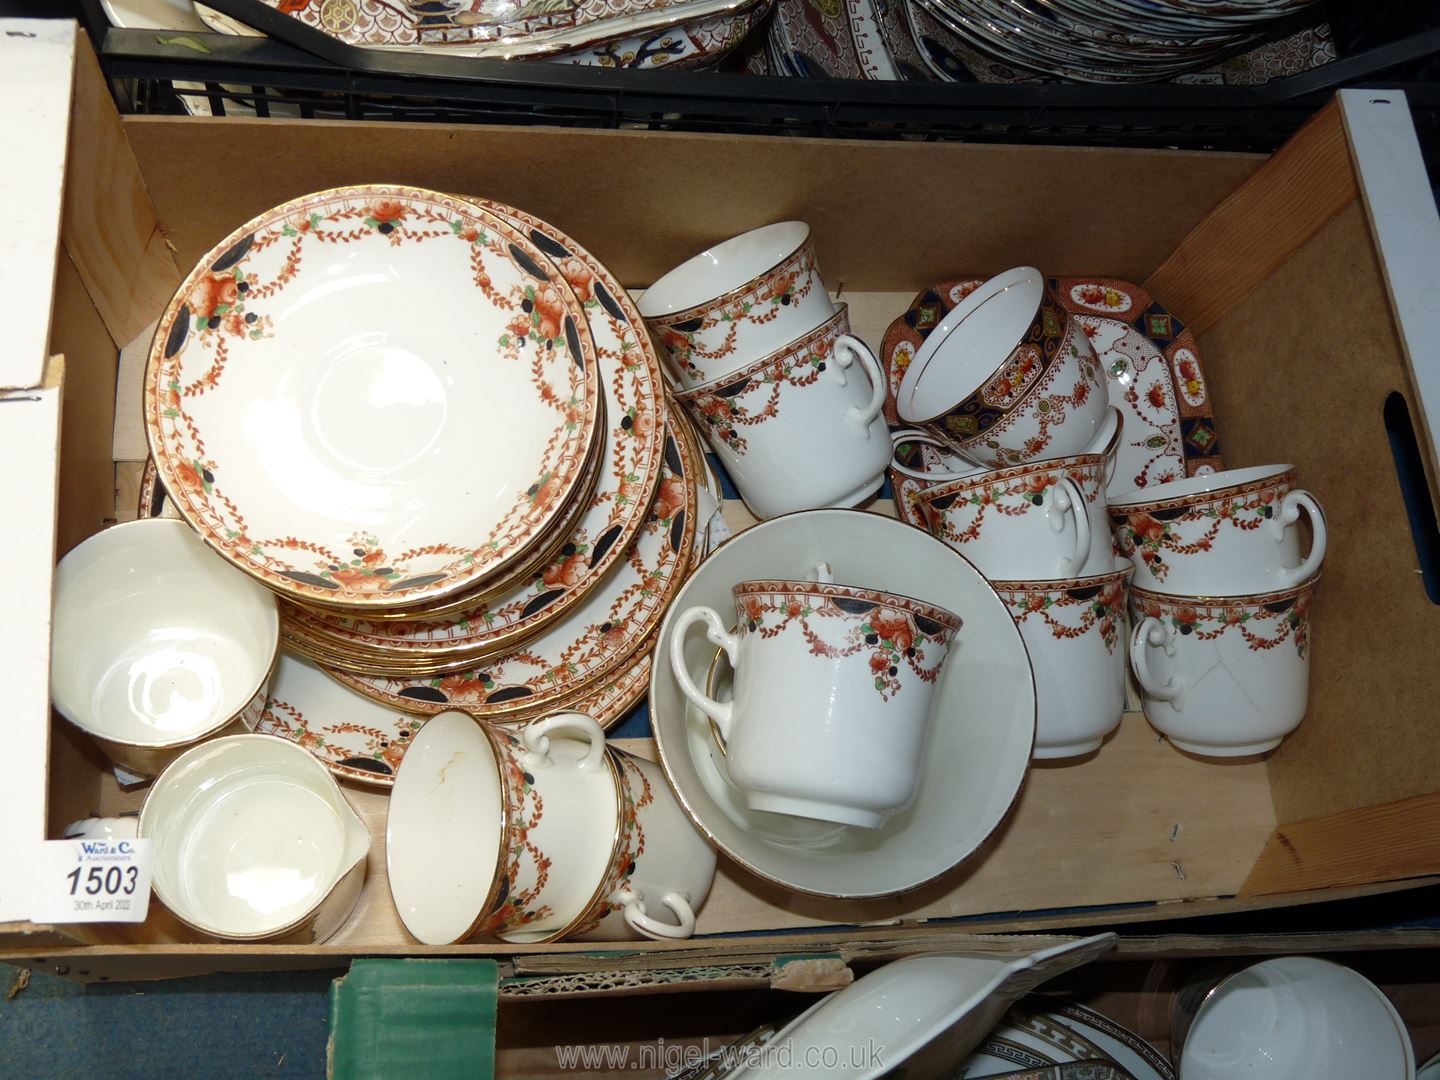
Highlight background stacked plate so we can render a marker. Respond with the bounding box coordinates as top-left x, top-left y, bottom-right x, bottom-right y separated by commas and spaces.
142, 185, 702, 783
752, 0, 1330, 83
100, 0, 769, 79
